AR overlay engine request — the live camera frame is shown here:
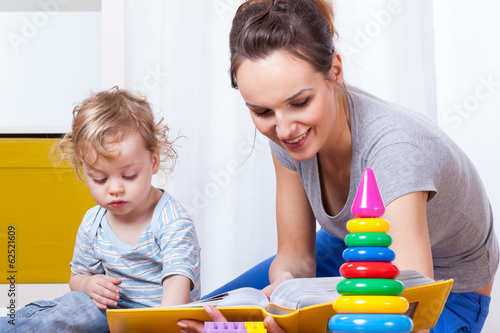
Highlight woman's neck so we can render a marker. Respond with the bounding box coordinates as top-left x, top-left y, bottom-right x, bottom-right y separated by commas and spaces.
316, 88, 353, 216
318, 87, 352, 170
